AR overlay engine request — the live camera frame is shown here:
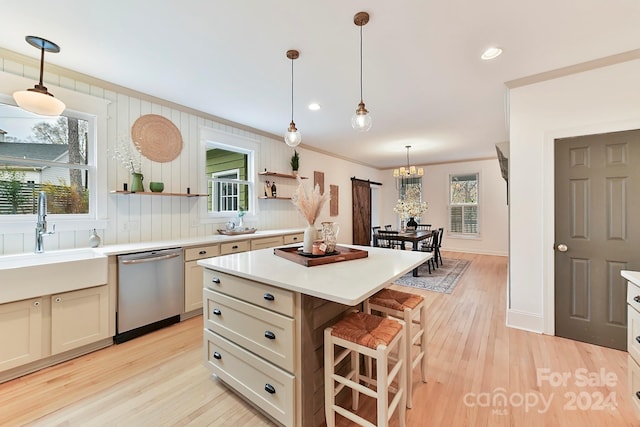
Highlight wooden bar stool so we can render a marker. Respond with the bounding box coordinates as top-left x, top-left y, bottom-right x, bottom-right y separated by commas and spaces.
324, 311, 407, 427
364, 288, 427, 408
